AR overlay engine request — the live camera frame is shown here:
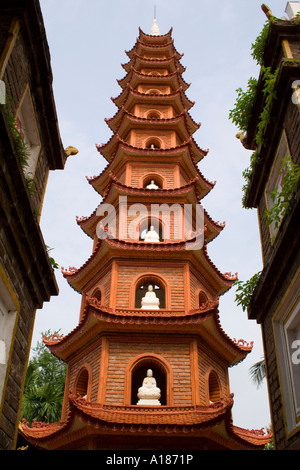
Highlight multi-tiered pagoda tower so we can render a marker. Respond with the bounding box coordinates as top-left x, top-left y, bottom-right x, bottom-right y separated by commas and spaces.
20, 21, 271, 450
